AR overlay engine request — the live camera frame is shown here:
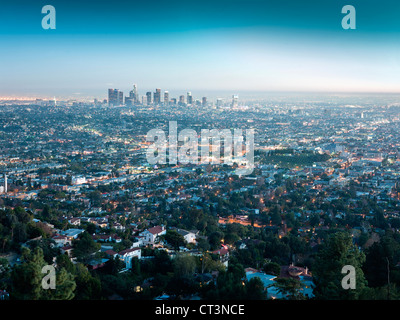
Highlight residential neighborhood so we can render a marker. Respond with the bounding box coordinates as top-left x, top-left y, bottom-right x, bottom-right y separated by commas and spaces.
1, 91, 400, 301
